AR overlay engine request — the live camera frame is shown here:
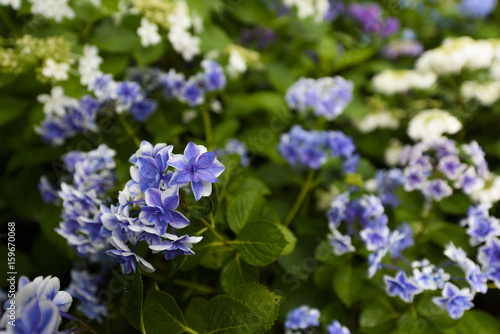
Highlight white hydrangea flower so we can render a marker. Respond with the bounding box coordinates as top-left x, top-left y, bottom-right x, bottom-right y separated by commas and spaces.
0, 0, 21, 10
356, 111, 400, 133
41, 58, 70, 81
469, 173, 500, 204
283, 0, 330, 22
137, 18, 162, 47
28, 0, 75, 22
227, 49, 247, 78
385, 139, 403, 167
37, 86, 78, 117
79, 44, 103, 86
407, 109, 462, 142
461, 81, 500, 106
372, 70, 437, 95
166, 0, 200, 61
